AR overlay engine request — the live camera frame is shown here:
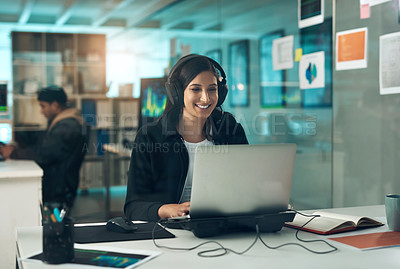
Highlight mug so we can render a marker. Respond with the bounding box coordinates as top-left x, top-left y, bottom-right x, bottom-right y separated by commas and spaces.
385, 194, 400, 232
